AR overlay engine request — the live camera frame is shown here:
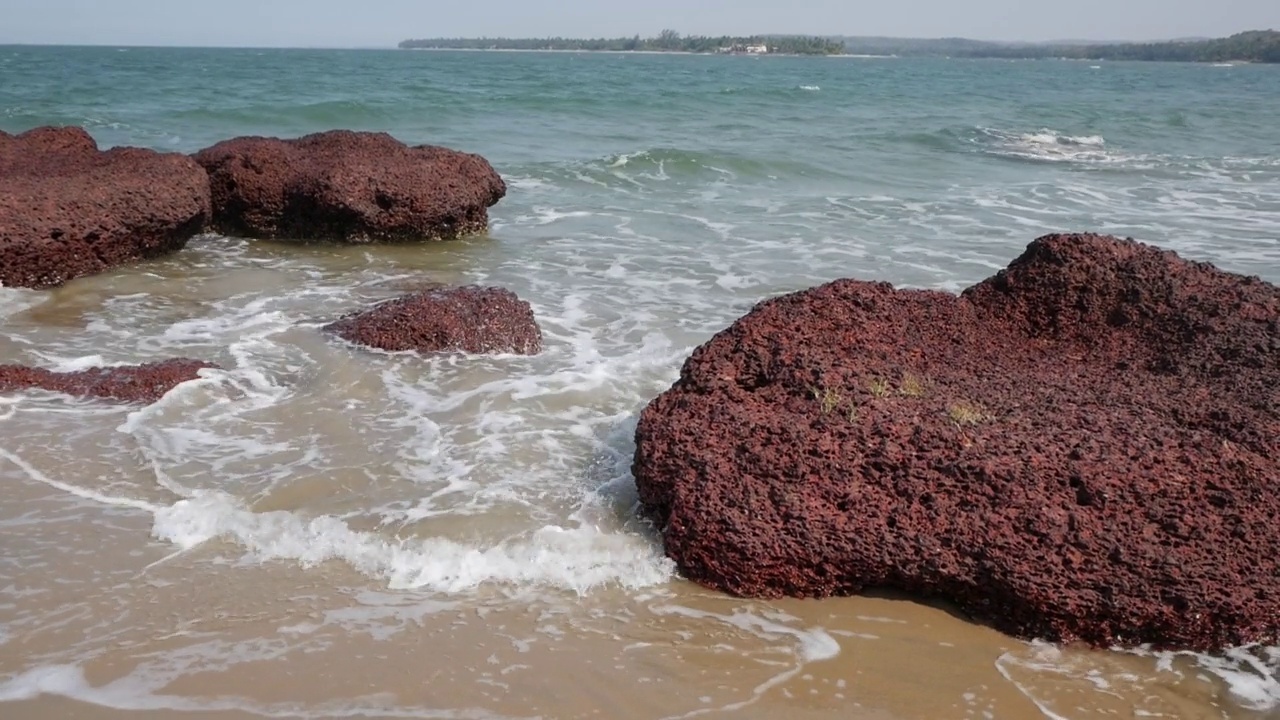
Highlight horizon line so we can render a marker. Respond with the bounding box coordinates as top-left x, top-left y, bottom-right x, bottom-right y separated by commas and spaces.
2, 30, 1268, 51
